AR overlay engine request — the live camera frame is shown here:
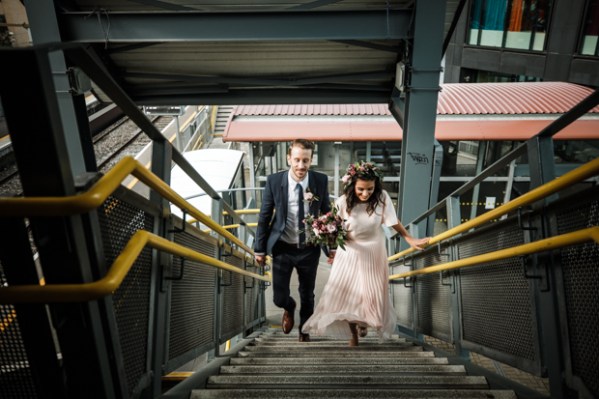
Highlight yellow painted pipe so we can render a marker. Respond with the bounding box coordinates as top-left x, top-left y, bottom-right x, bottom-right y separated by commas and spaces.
162, 372, 193, 381
389, 158, 599, 262
389, 226, 599, 281
223, 209, 260, 215
0, 230, 270, 304
0, 156, 253, 254
217, 222, 258, 231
